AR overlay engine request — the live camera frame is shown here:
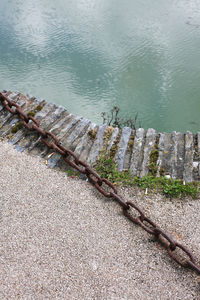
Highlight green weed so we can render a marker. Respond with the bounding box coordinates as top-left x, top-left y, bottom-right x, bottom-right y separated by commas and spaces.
94, 154, 199, 199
